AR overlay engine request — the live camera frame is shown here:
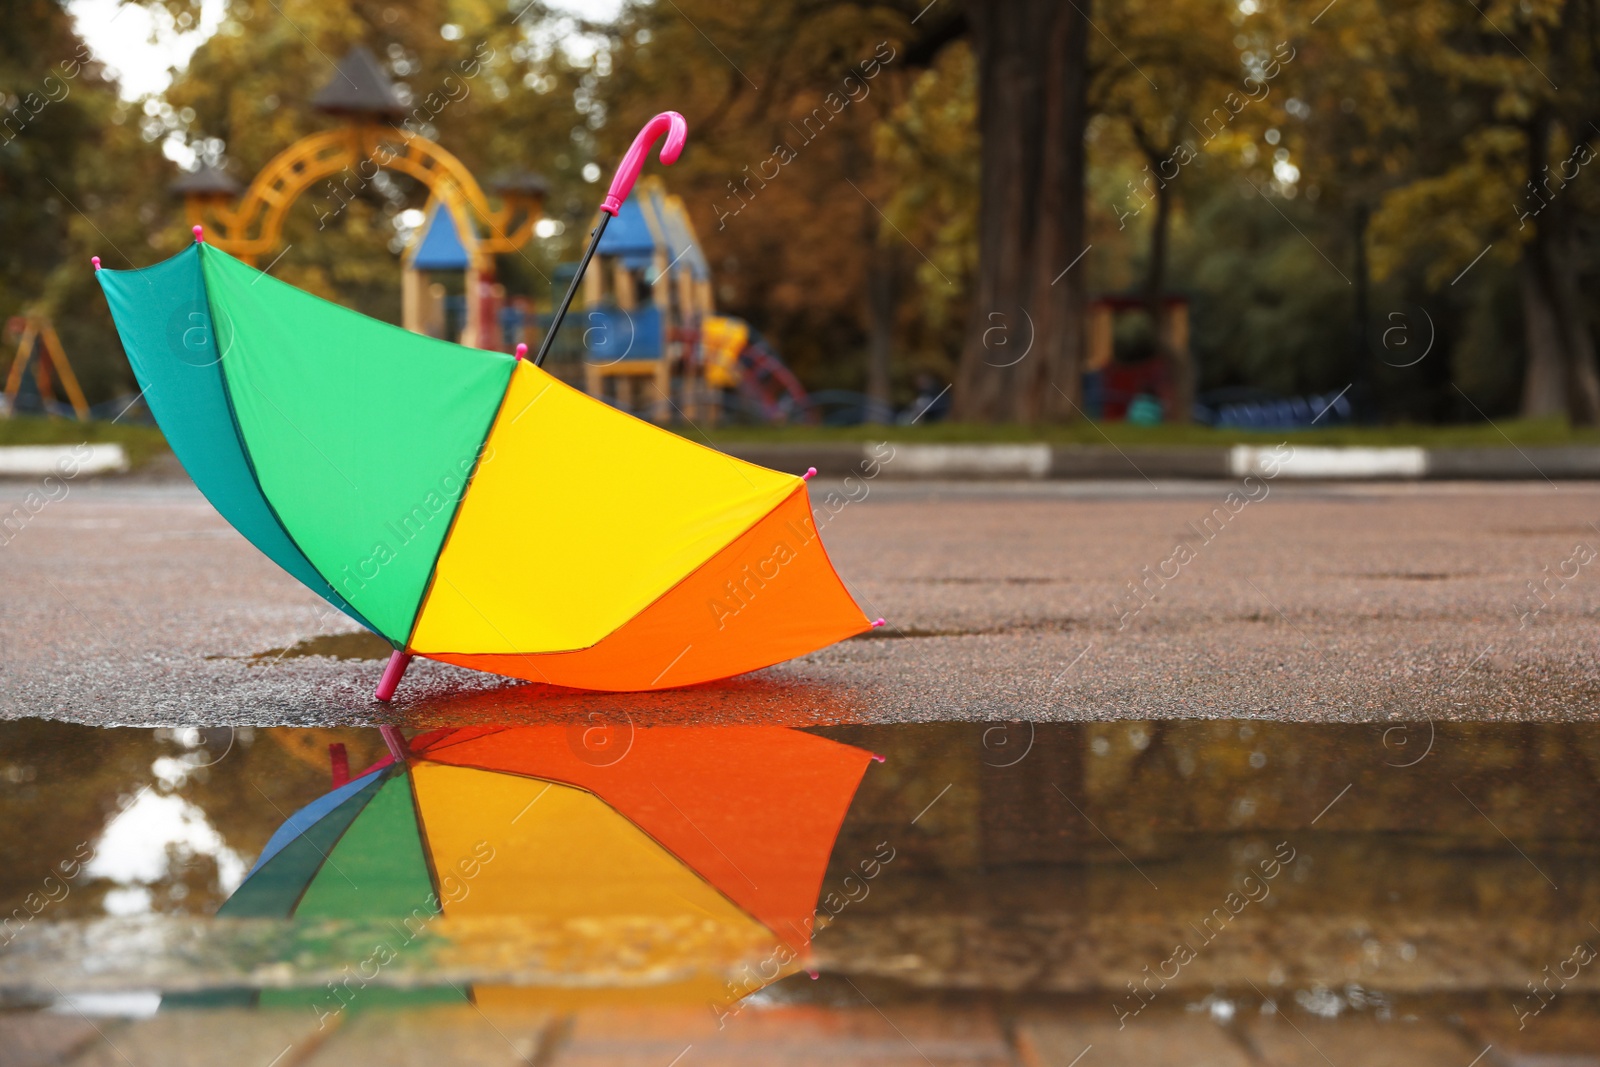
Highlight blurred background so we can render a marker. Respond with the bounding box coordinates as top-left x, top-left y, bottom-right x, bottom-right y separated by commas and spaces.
2, 0, 1598, 434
